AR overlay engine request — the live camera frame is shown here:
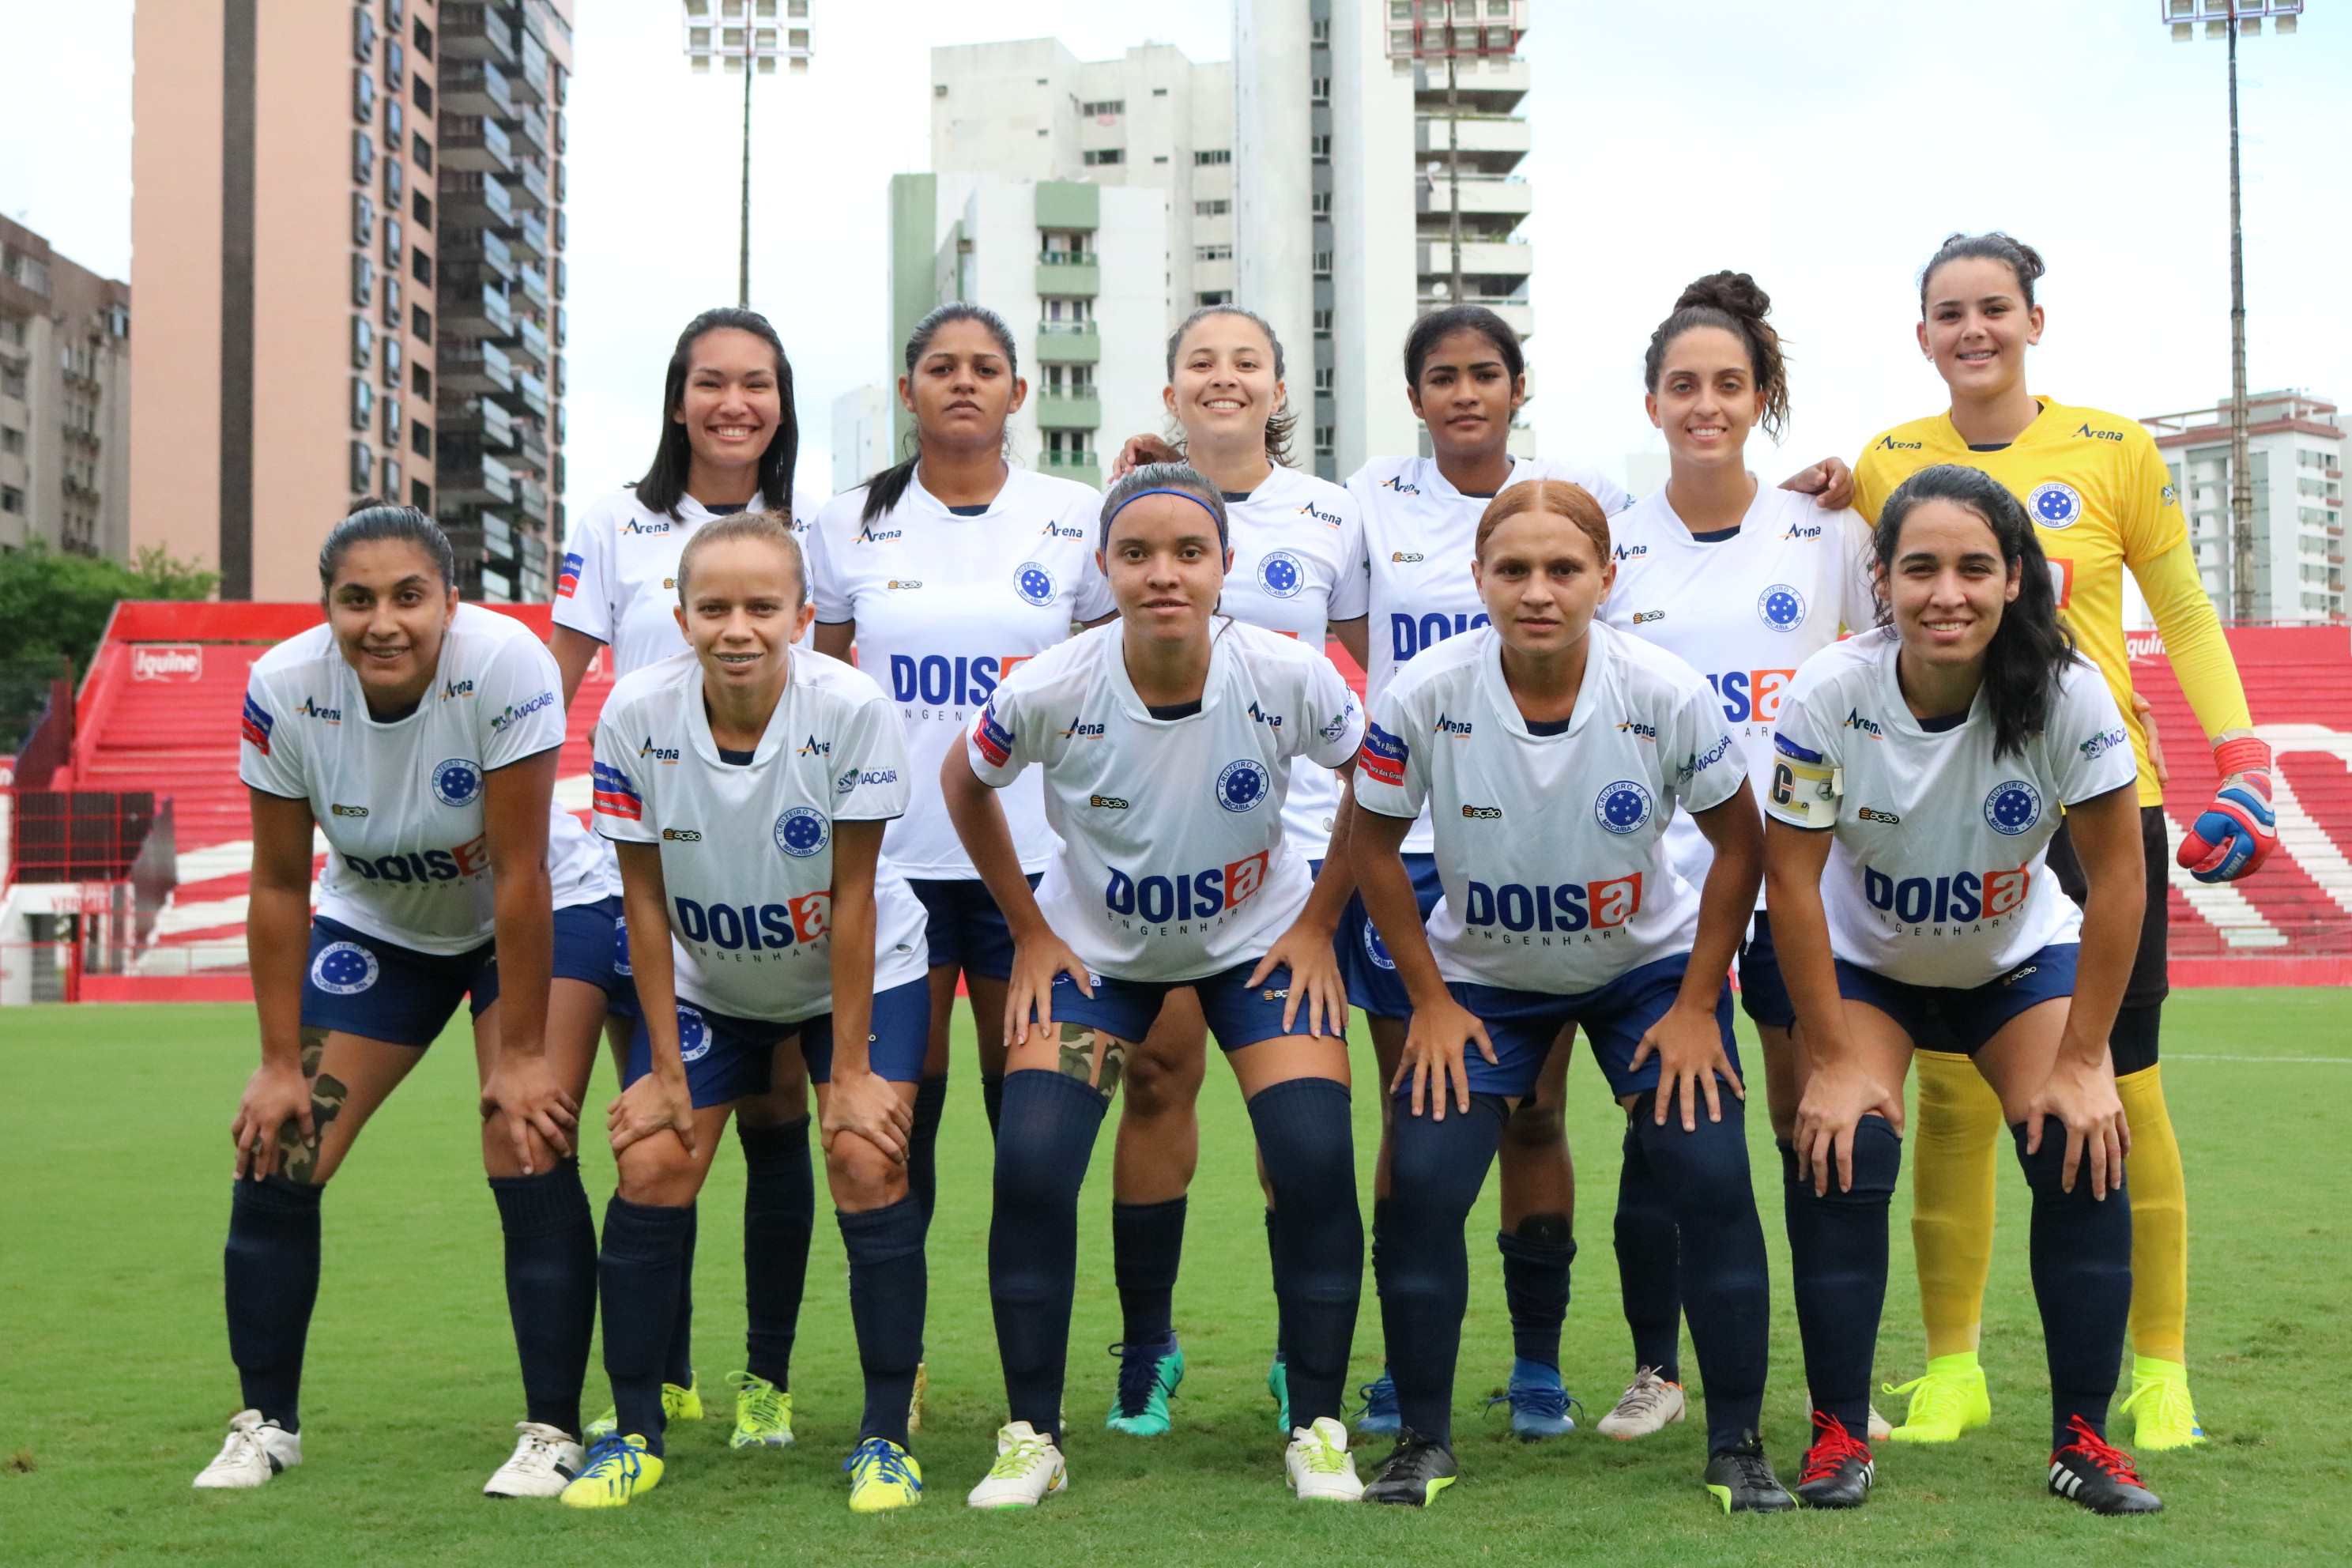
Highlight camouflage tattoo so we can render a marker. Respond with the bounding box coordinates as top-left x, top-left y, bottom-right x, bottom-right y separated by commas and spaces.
1055, 1022, 1131, 1096
279, 1026, 345, 1185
